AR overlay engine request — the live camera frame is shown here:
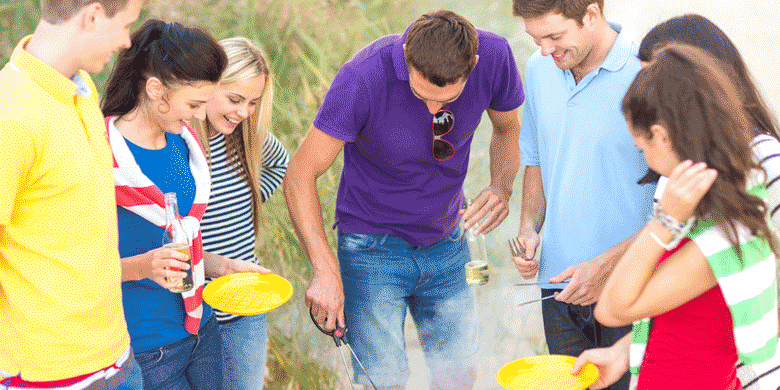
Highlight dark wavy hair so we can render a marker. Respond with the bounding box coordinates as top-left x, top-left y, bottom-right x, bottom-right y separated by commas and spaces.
512, 0, 604, 25
624, 43, 776, 256
636, 14, 779, 184
101, 19, 227, 117
404, 10, 479, 87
